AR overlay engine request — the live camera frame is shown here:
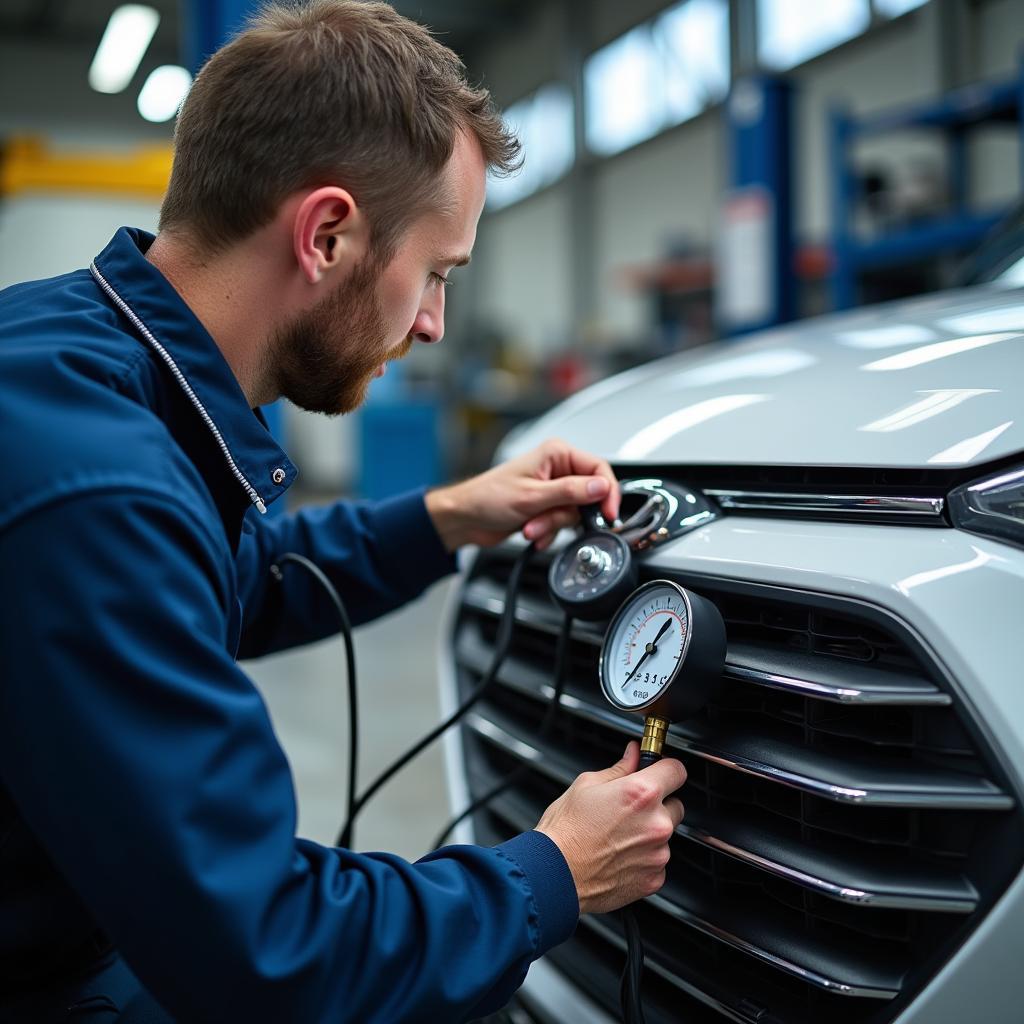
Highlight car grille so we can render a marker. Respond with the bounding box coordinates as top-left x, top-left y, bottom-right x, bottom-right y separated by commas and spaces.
451, 544, 1023, 1024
